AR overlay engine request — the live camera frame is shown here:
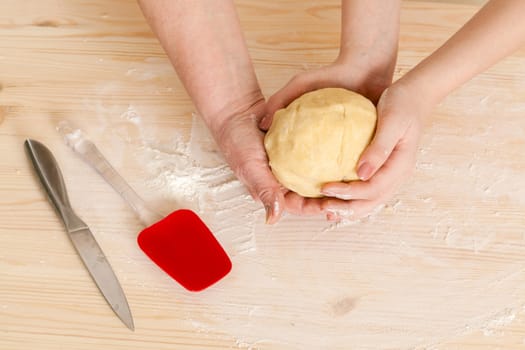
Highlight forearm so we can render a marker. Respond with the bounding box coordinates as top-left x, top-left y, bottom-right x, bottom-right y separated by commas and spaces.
137, 0, 263, 130
400, 0, 525, 106
338, 0, 401, 79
